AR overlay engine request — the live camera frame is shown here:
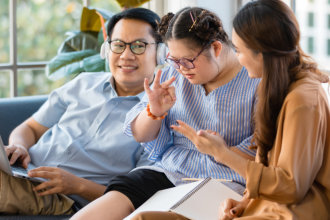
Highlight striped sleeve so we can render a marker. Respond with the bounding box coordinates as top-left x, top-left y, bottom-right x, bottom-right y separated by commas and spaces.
123, 66, 176, 161
123, 100, 148, 137
235, 135, 255, 156
142, 119, 173, 161
123, 103, 173, 161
